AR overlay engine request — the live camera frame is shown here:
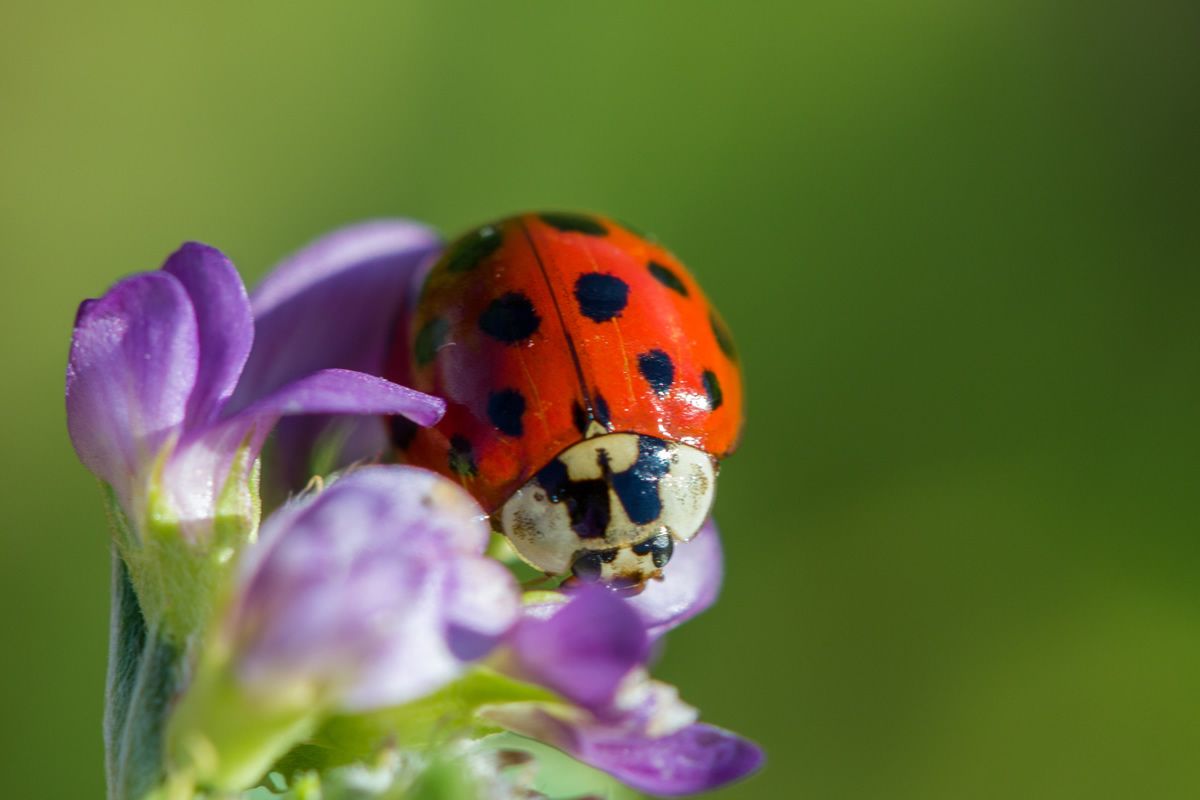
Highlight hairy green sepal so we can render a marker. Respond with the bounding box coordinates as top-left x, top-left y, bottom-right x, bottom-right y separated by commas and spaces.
102, 439, 260, 642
